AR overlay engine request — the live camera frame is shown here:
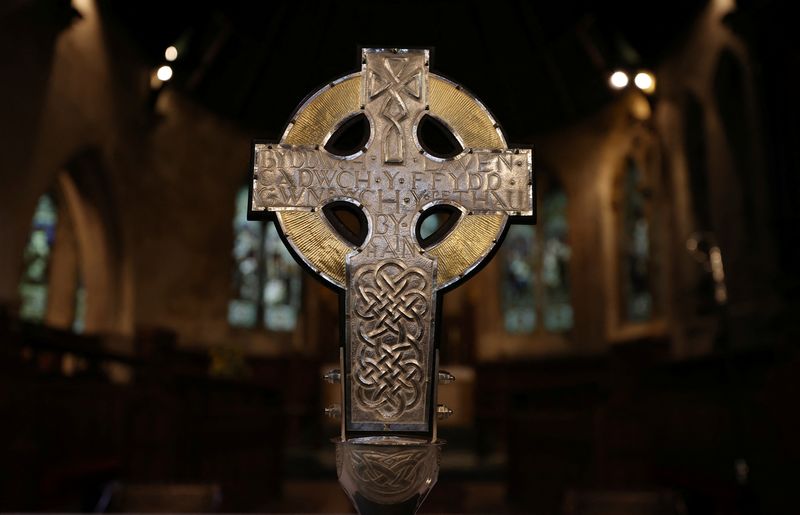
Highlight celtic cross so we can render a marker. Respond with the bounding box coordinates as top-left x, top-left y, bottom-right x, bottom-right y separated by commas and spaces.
250, 48, 534, 436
